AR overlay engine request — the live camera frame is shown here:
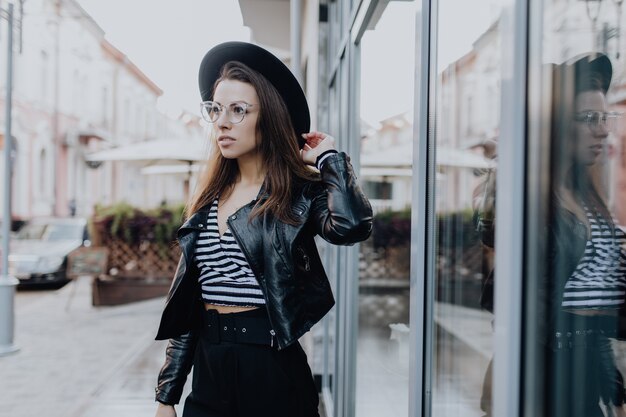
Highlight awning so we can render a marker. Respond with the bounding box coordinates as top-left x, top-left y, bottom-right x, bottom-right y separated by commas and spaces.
361, 167, 412, 177
361, 142, 493, 169
84, 138, 208, 163
141, 164, 203, 176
